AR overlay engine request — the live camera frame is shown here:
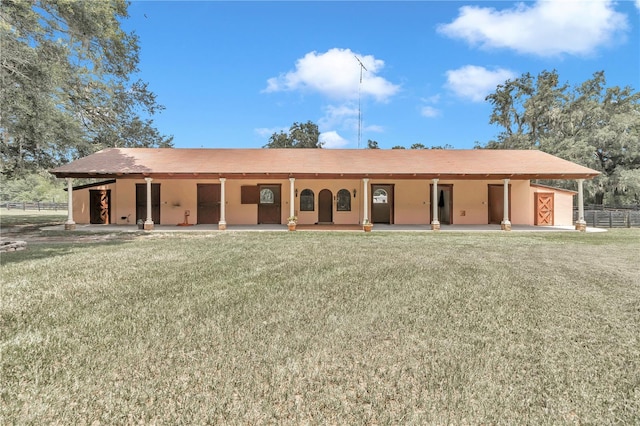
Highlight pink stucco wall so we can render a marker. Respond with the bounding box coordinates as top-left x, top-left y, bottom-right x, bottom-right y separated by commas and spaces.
70, 177, 575, 226
72, 182, 117, 224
